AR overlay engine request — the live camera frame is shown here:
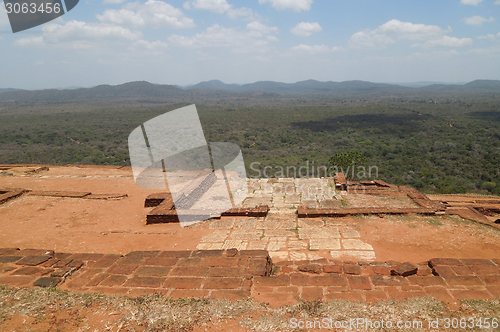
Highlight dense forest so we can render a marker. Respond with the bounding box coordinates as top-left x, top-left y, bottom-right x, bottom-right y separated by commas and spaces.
0, 82, 499, 195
